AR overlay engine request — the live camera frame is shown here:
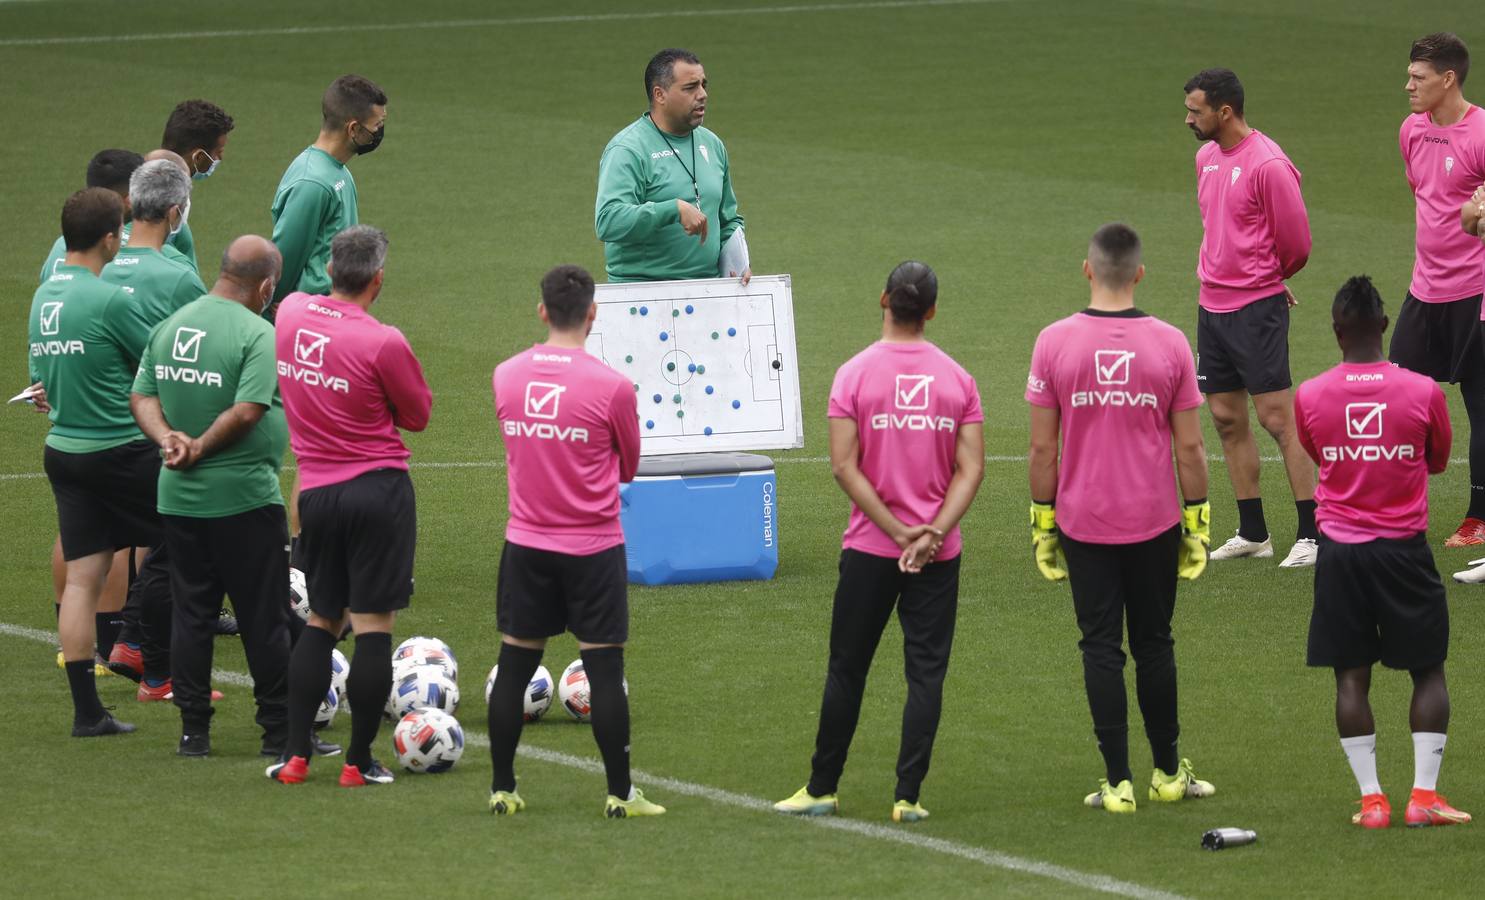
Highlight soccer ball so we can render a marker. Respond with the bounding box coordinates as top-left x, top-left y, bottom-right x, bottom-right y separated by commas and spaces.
314, 686, 338, 728
392, 708, 465, 773
392, 635, 458, 682
386, 666, 460, 720
328, 648, 349, 705
484, 664, 554, 722
557, 658, 628, 723
288, 568, 309, 621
